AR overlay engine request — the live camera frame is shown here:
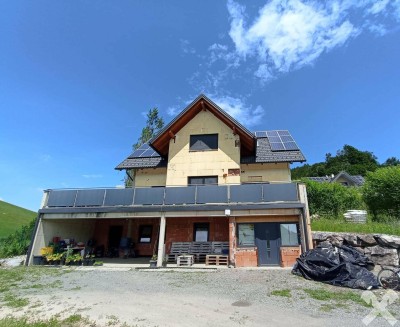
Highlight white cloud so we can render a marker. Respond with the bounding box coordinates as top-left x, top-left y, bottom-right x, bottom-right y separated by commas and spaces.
180, 39, 196, 55
167, 105, 180, 116
0, 196, 4, 202
82, 174, 103, 179
212, 95, 264, 127
227, 0, 359, 78
367, 0, 390, 15
200, 0, 400, 84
